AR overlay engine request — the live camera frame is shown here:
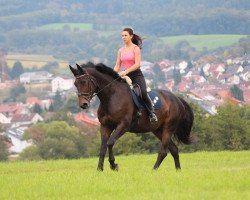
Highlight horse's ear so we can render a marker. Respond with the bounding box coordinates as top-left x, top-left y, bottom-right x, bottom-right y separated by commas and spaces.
76, 63, 84, 73
69, 65, 78, 76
